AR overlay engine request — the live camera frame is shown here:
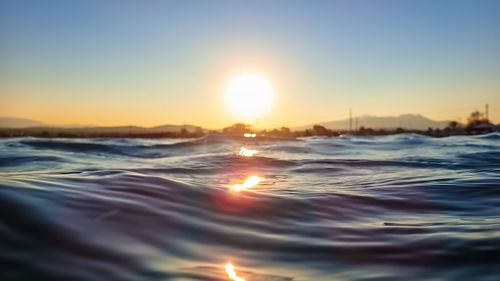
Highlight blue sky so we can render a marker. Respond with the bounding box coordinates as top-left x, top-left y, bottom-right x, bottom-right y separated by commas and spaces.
1, 0, 499, 127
